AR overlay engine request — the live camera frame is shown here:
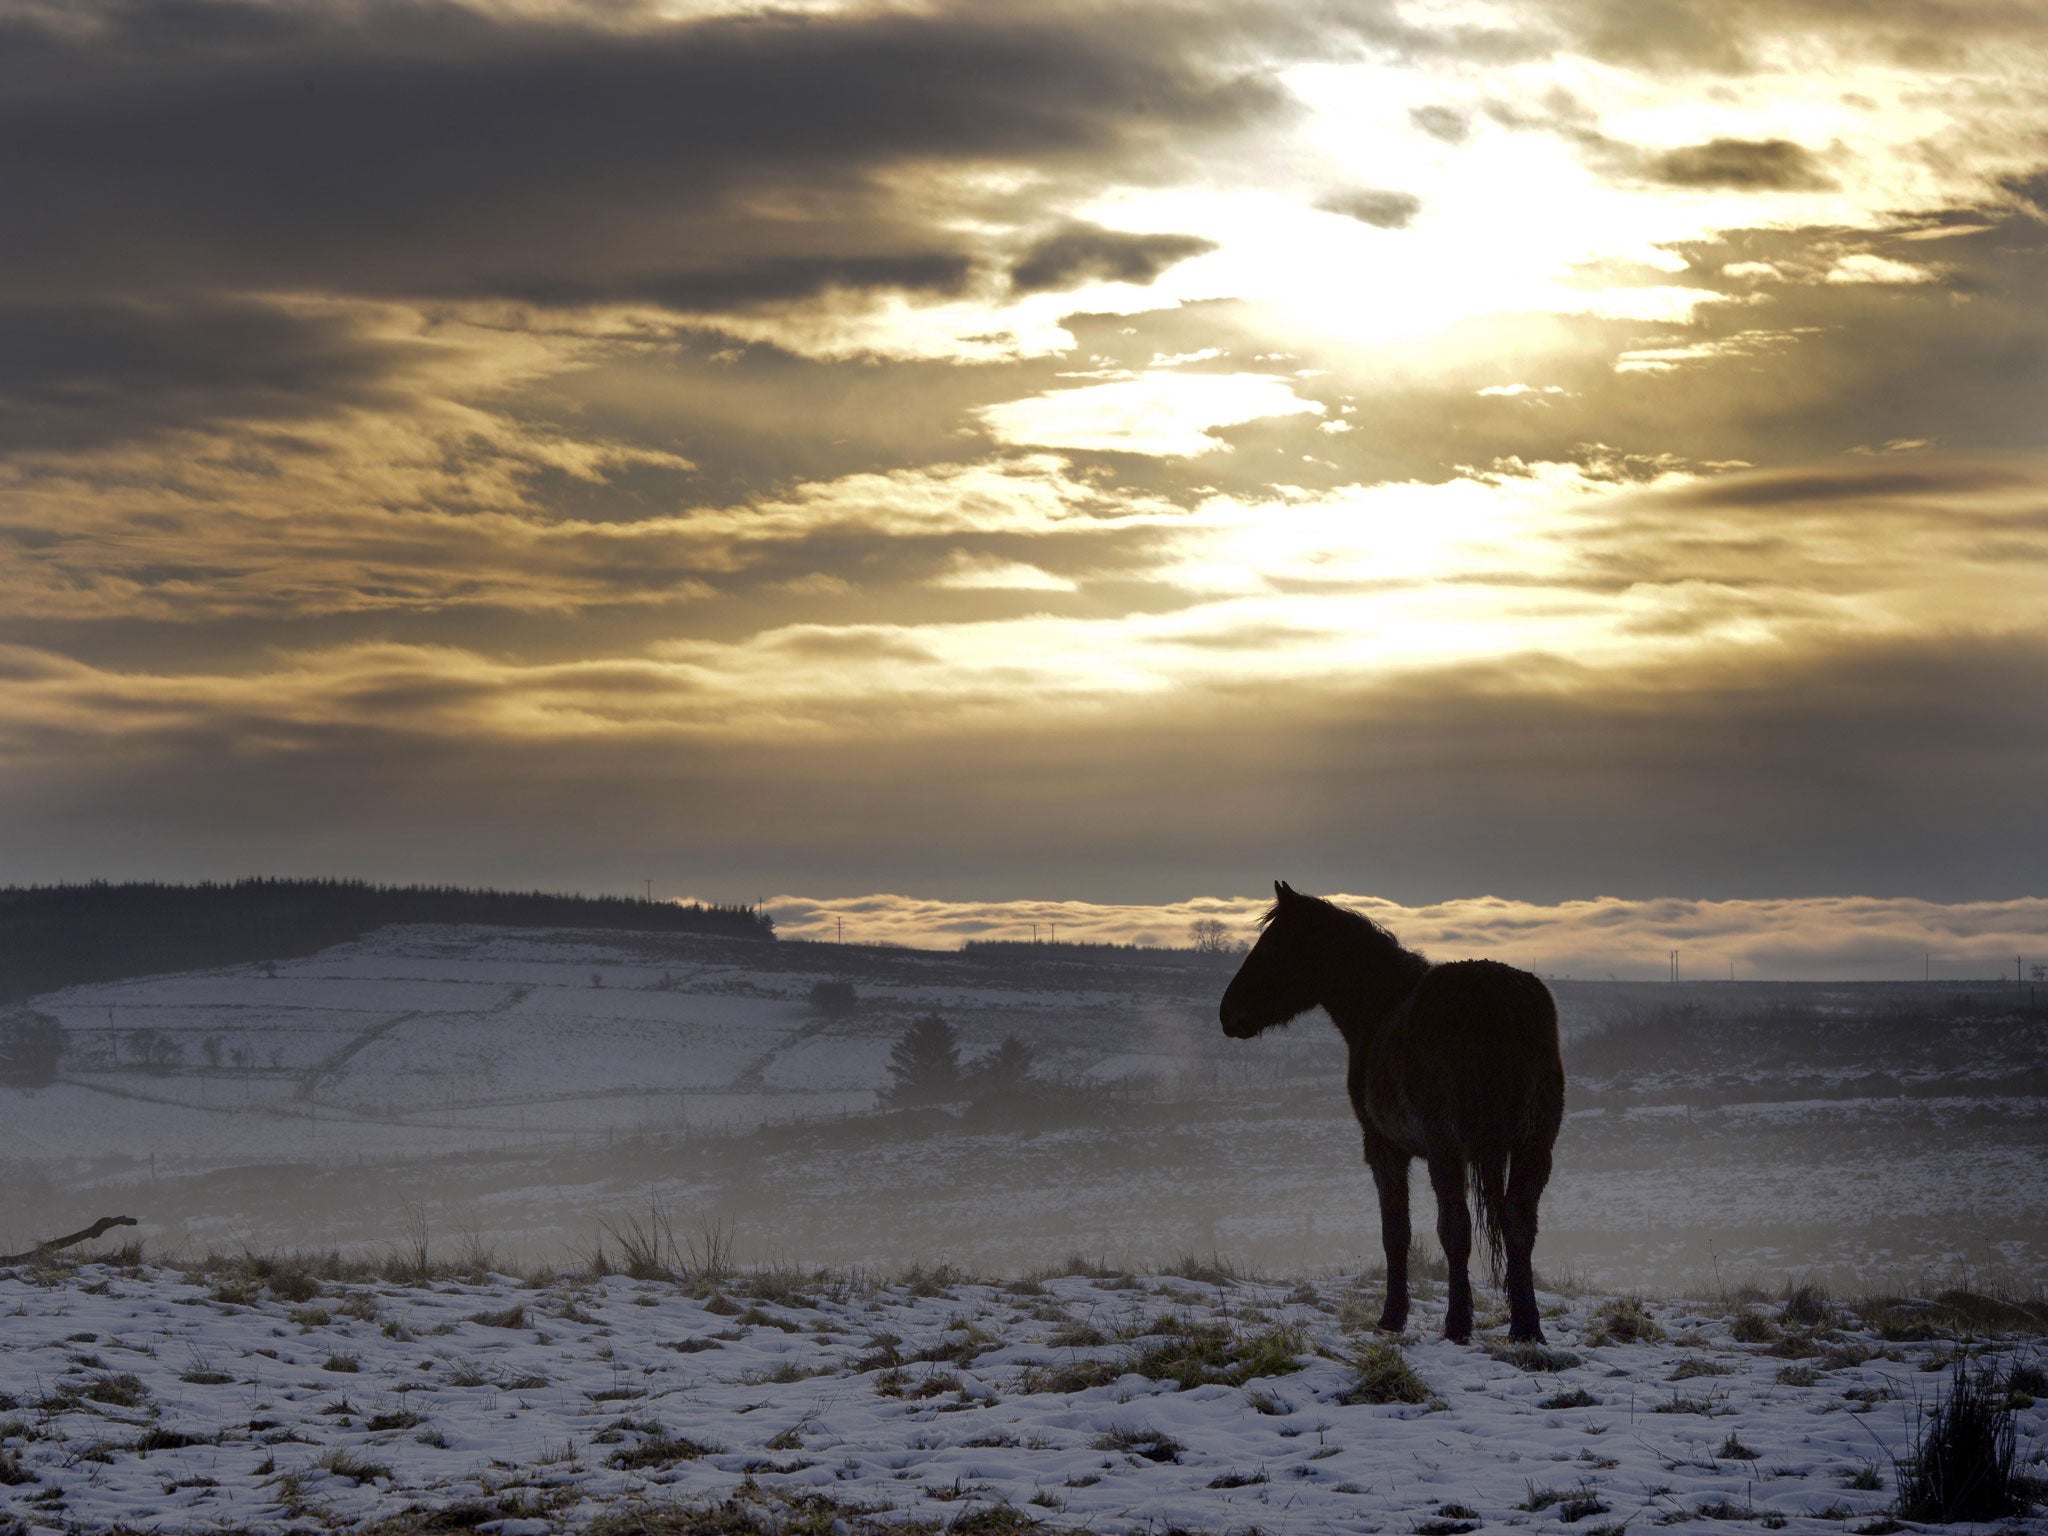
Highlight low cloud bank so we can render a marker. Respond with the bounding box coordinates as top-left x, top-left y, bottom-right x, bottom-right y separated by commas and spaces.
763, 890, 2048, 982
